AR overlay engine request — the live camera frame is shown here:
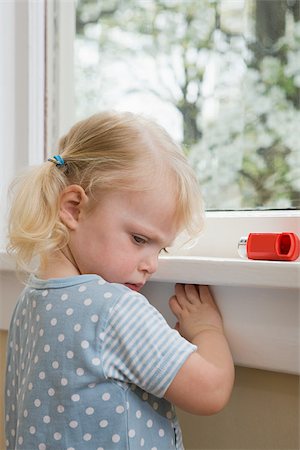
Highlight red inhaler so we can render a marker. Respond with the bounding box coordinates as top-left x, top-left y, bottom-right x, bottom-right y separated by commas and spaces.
238, 232, 300, 261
